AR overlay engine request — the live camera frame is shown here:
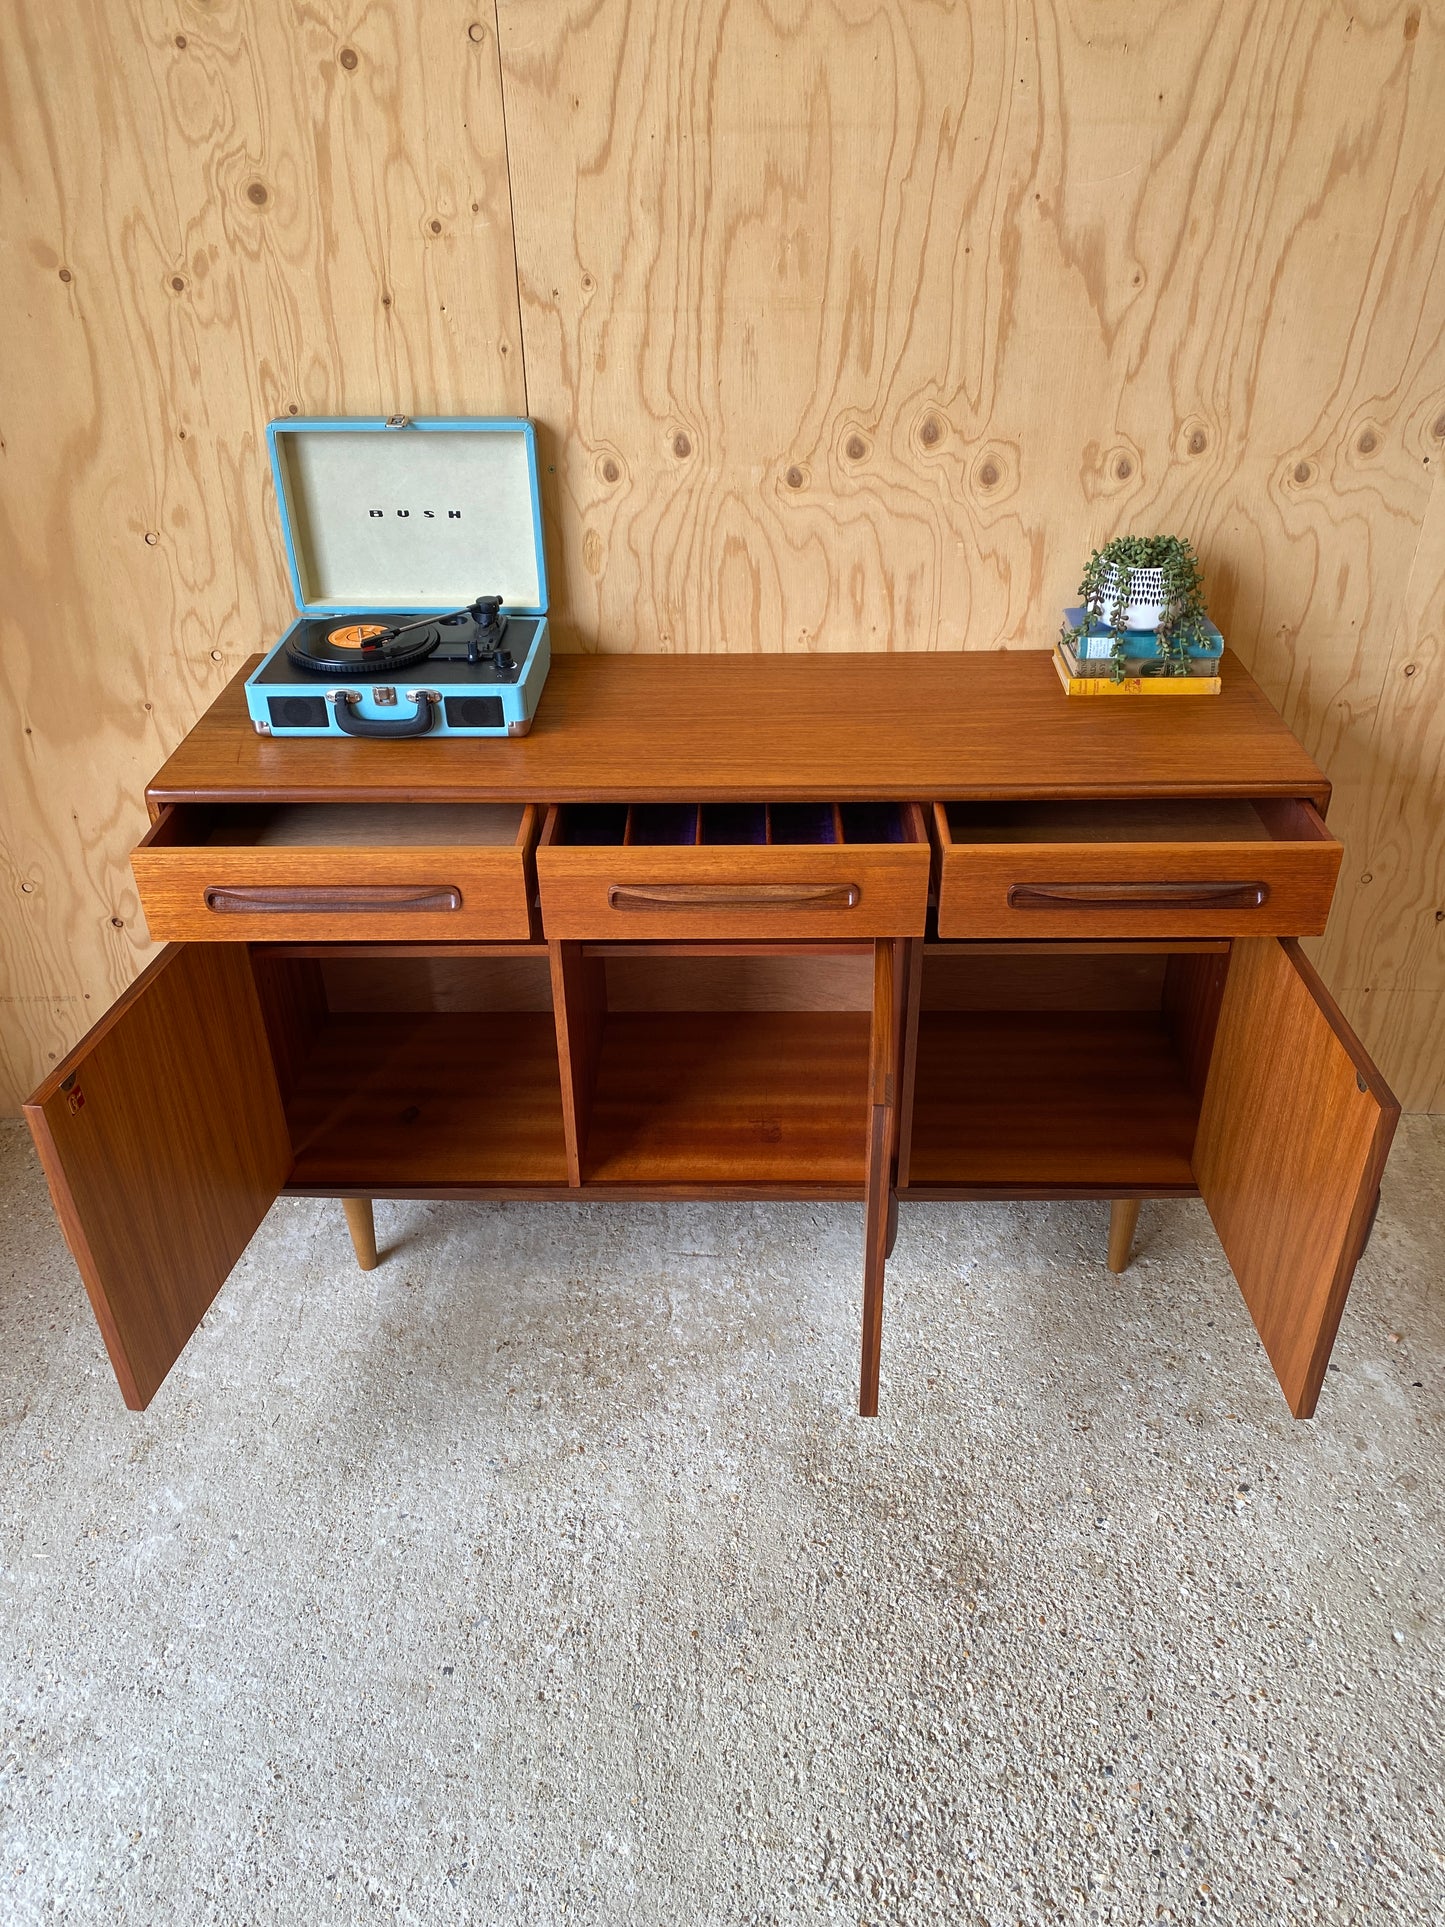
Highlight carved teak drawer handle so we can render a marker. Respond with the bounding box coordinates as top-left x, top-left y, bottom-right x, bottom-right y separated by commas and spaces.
1007, 879, 1270, 911
204, 884, 463, 915
607, 882, 861, 912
